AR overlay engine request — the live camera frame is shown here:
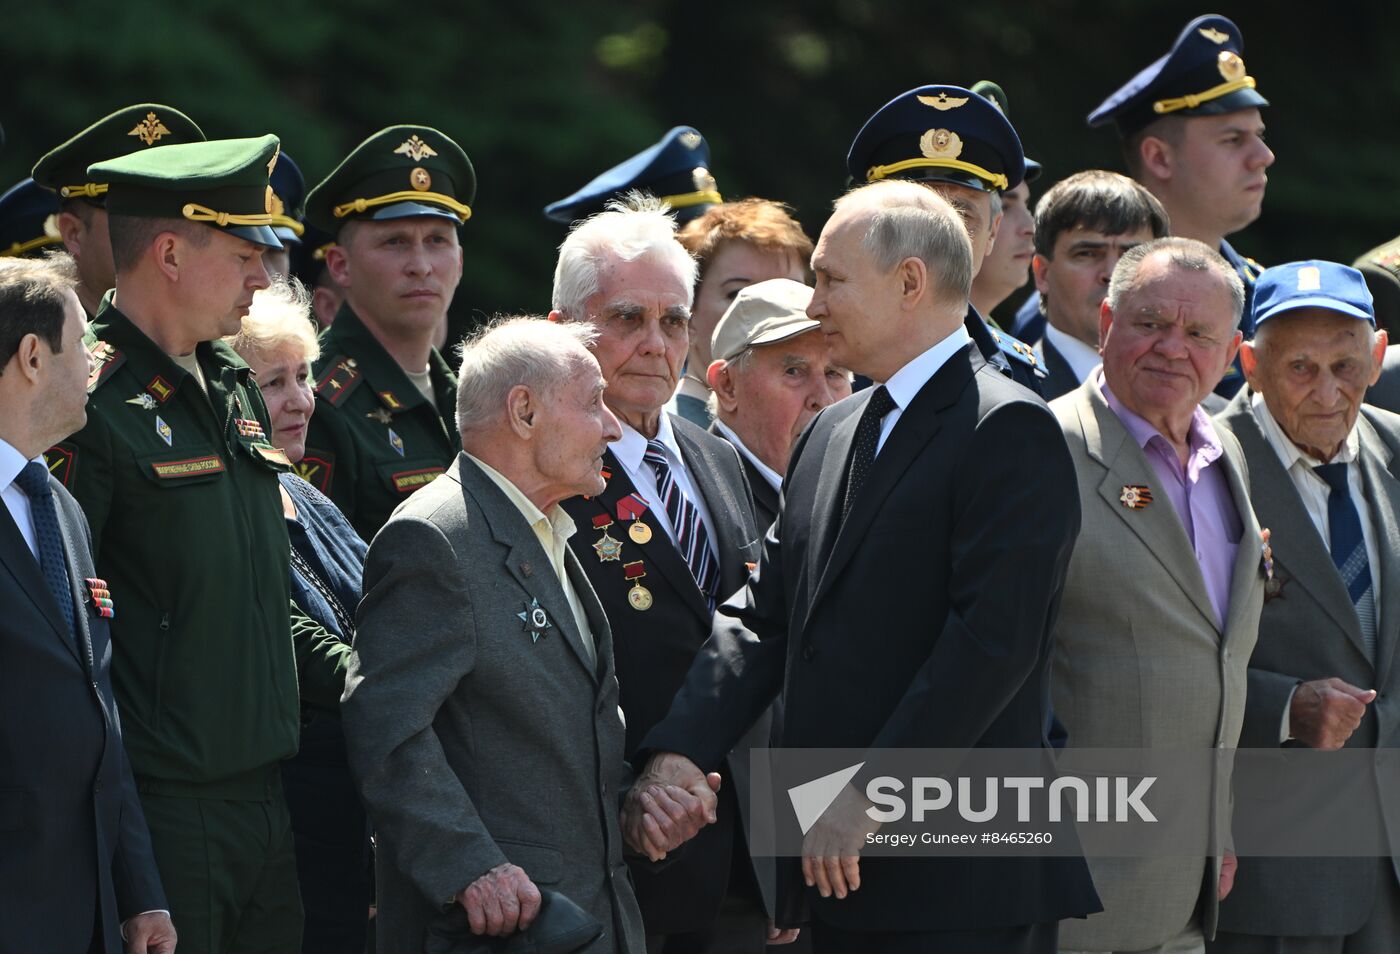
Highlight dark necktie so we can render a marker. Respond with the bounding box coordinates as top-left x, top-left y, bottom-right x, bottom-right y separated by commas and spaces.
644, 439, 720, 610
1314, 462, 1376, 659
843, 386, 897, 520
13, 460, 78, 641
